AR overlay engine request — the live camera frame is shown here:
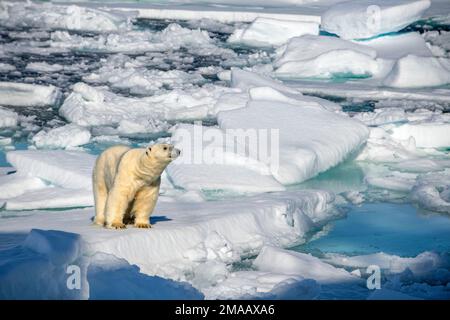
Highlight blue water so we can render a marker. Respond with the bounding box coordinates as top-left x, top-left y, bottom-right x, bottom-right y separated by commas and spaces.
294, 203, 450, 257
